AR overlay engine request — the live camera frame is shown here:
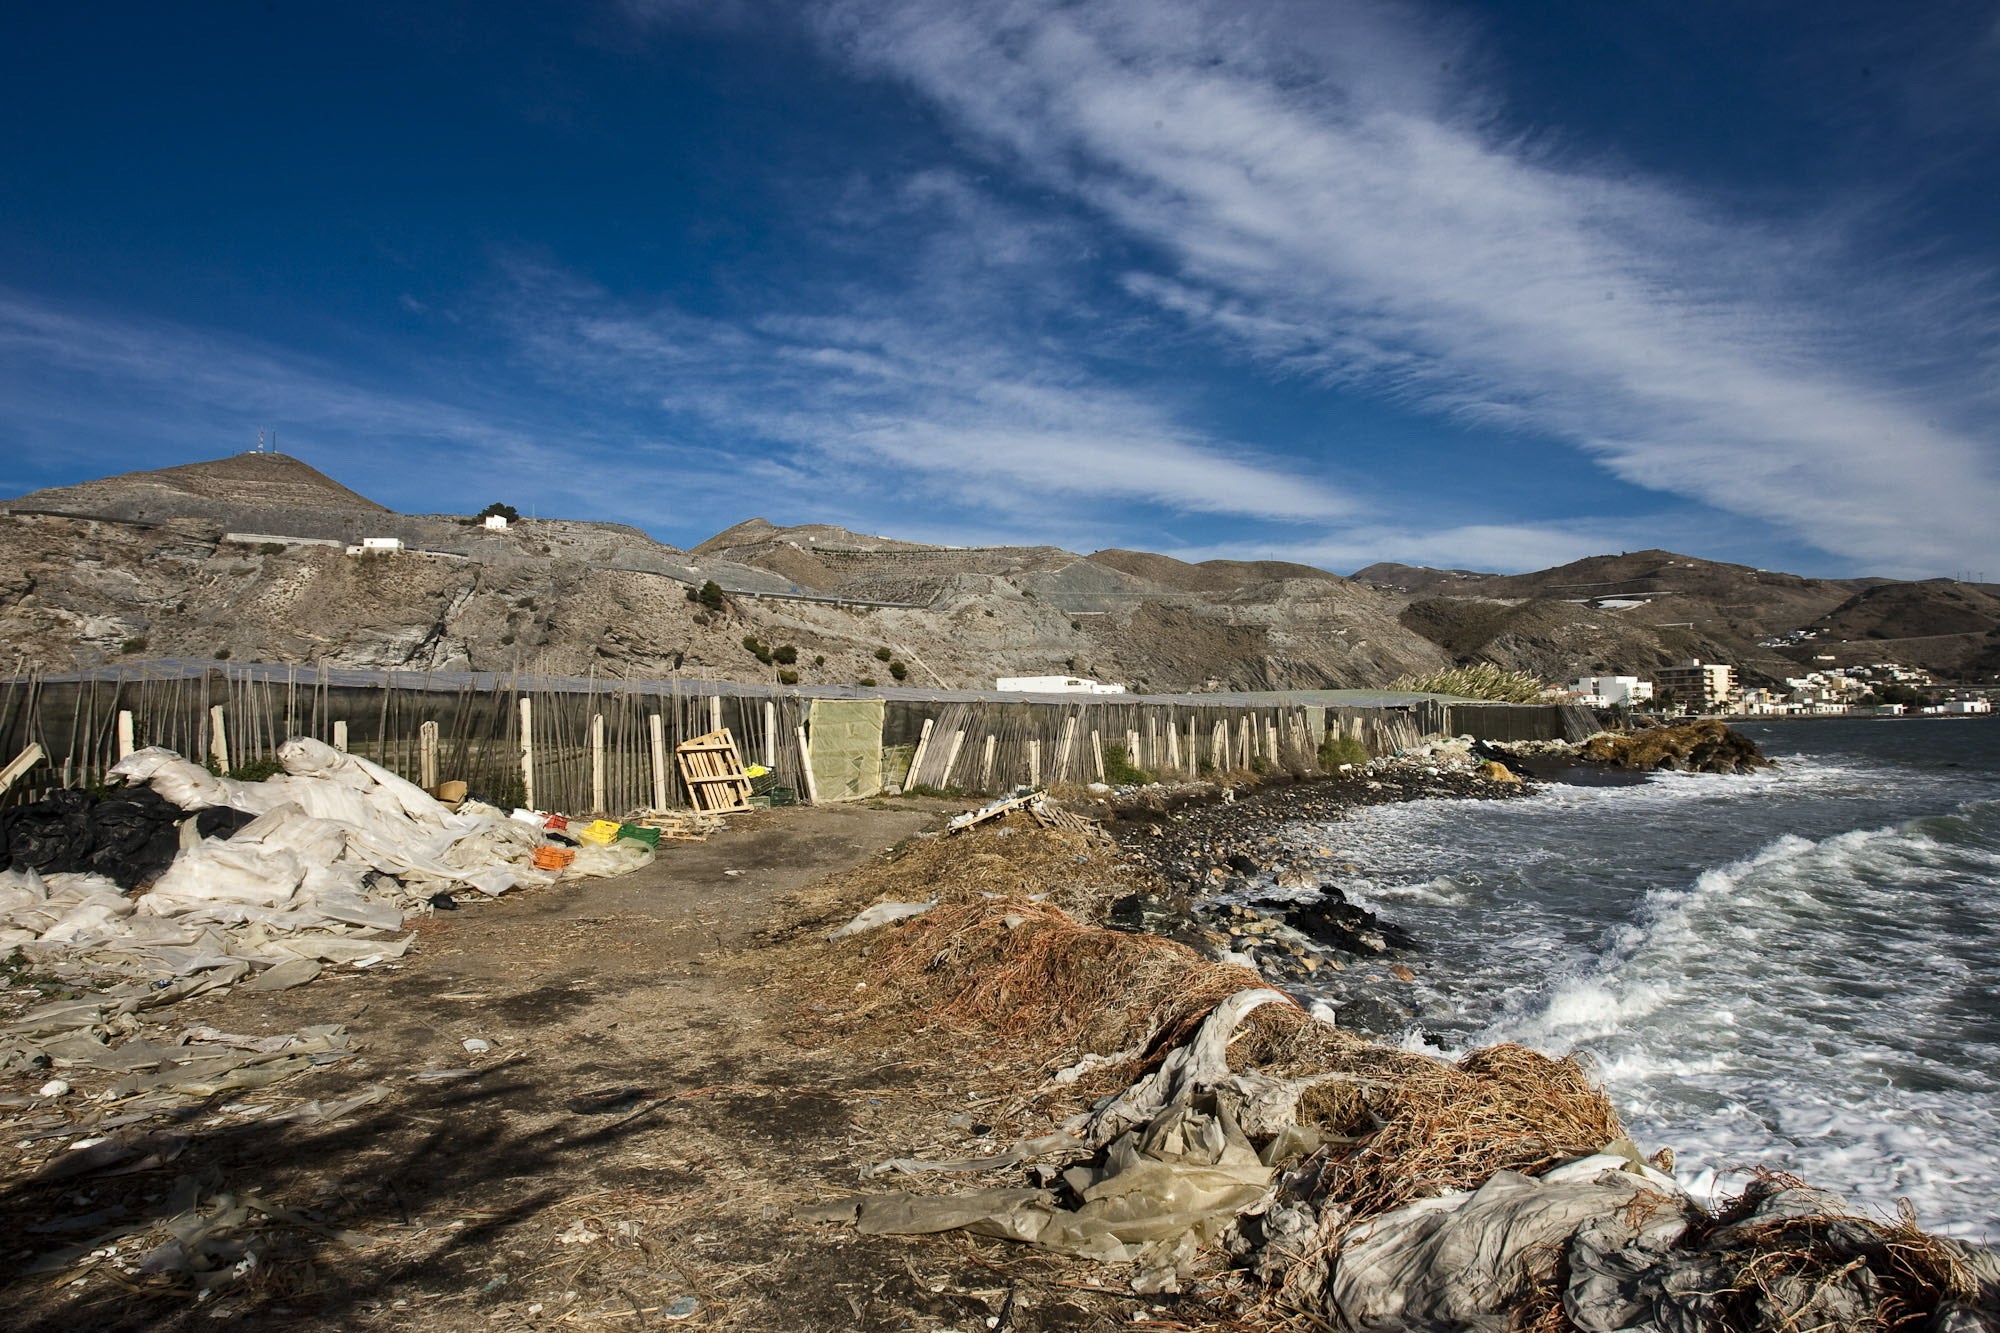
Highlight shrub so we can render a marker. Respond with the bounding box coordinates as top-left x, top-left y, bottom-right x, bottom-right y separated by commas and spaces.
1102, 742, 1153, 786
812, 654, 825, 668
1318, 733, 1370, 769
477, 502, 520, 522
226, 756, 285, 782
697, 580, 725, 611
875, 646, 893, 661
778, 668, 799, 685
215, 647, 232, 661
120, 636, 147, 654
741, 636, 773, 664
772, 644, 798, 665
259, 542, 286, 555
888, 660, 908, 681
1390, 664, 1548, 704
858, 676, 878, 687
